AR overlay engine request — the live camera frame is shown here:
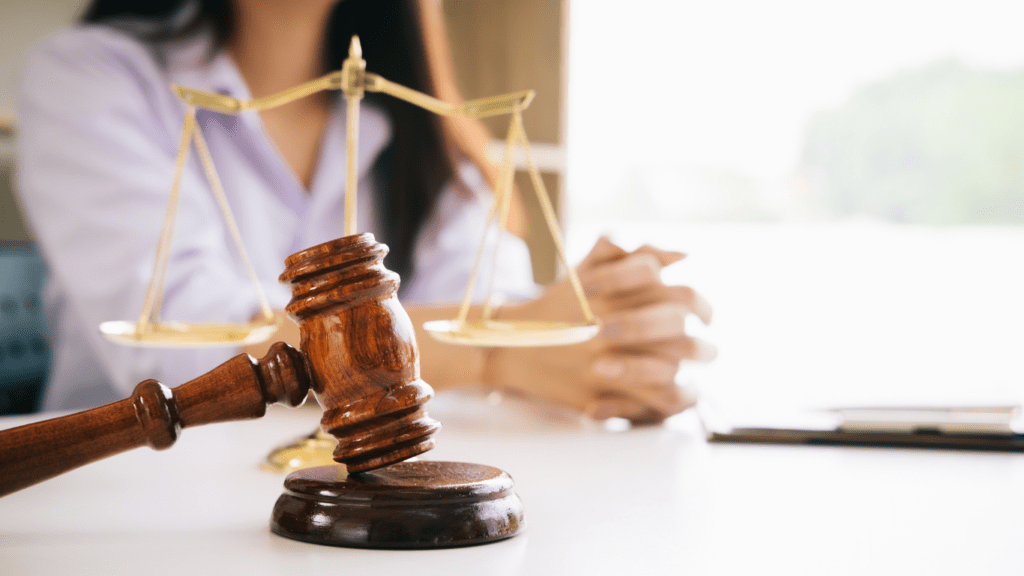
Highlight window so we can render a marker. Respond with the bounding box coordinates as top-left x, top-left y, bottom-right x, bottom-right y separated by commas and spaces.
567, 0, 1024, 410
